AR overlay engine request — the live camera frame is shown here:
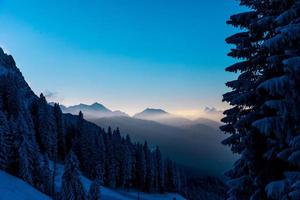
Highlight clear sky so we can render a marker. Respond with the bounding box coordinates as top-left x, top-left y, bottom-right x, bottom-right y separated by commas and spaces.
0, 0, 242, 117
